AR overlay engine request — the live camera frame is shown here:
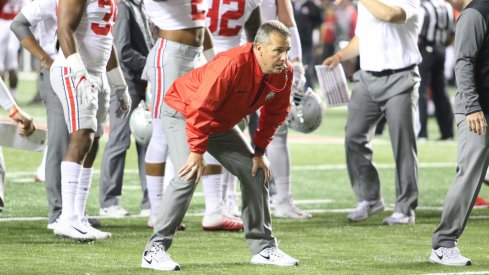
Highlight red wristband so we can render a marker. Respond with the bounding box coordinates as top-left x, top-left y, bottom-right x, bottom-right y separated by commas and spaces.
8, 107, 19, 118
